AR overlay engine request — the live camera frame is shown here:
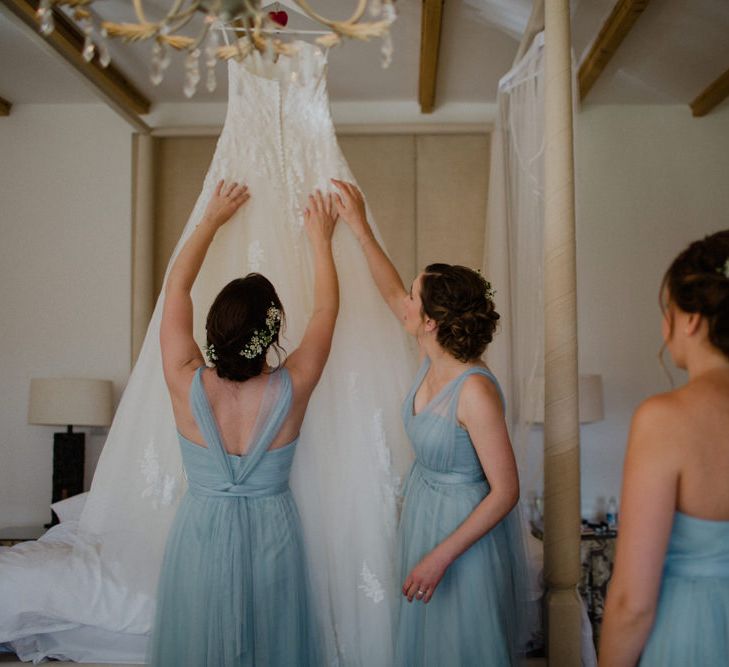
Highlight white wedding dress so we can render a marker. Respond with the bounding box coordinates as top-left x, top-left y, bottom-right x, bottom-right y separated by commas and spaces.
52, 42, 416, 665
